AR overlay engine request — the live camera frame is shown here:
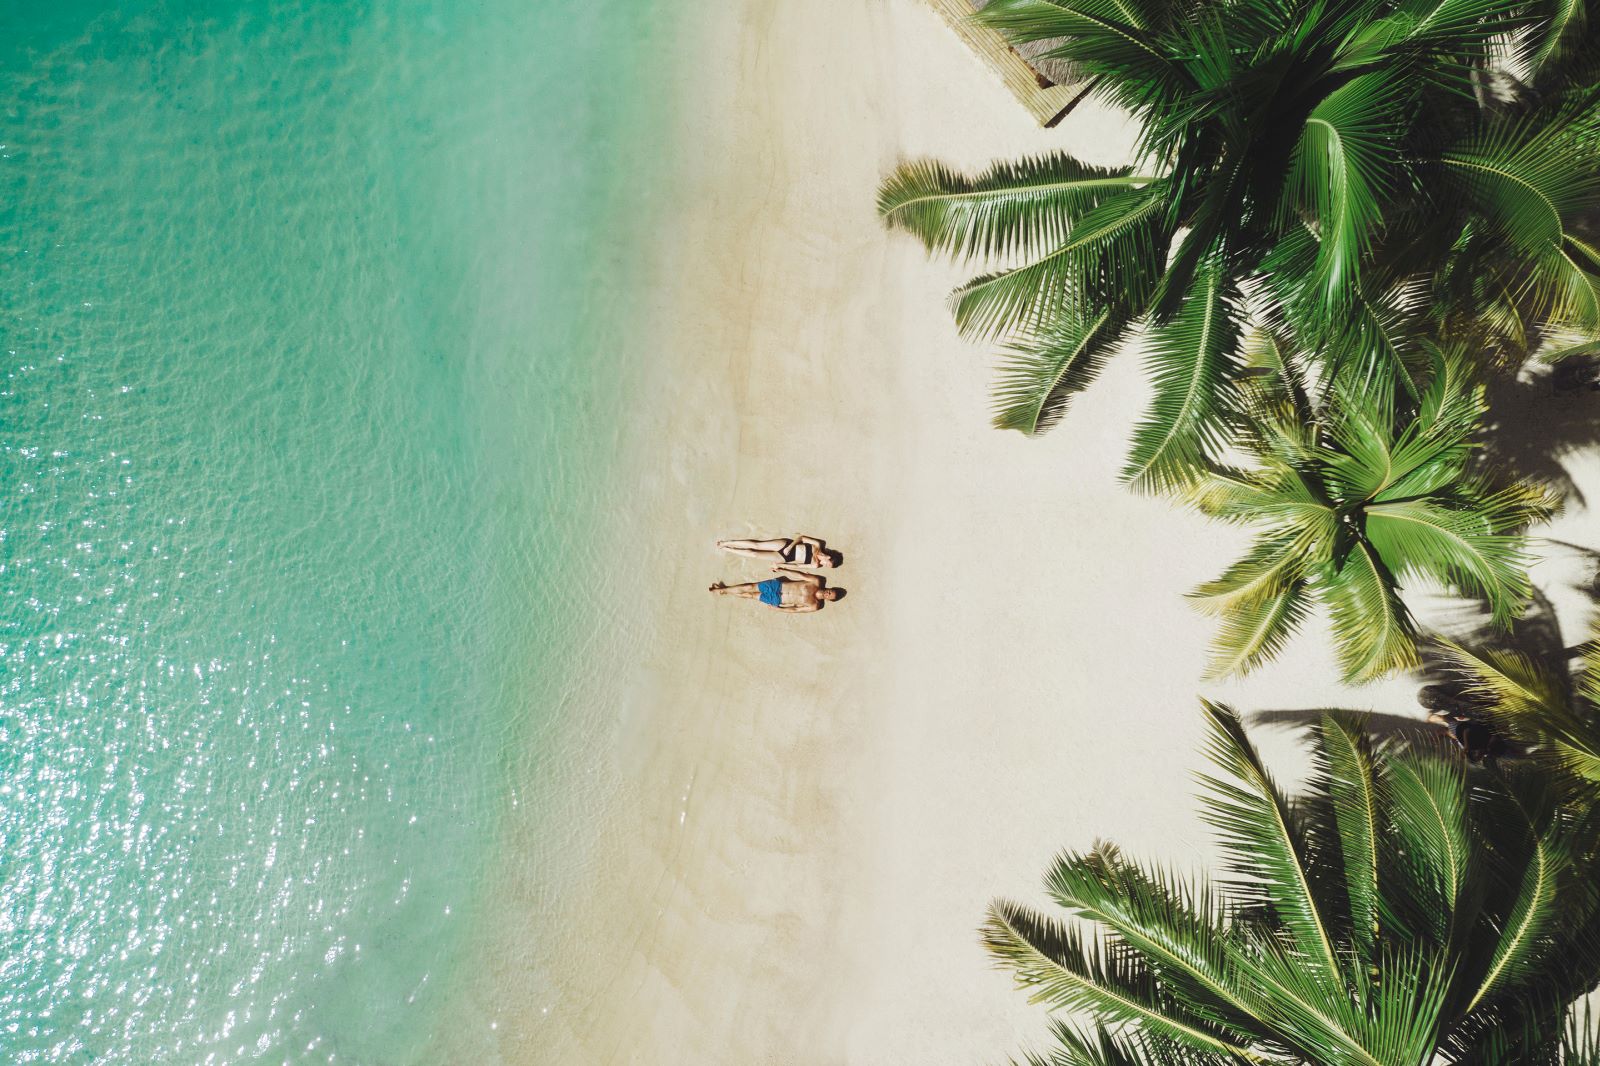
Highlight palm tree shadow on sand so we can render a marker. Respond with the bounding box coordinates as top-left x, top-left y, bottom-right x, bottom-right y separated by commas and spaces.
1477, 359, 1600, 508
1246, 586, 1584, 752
